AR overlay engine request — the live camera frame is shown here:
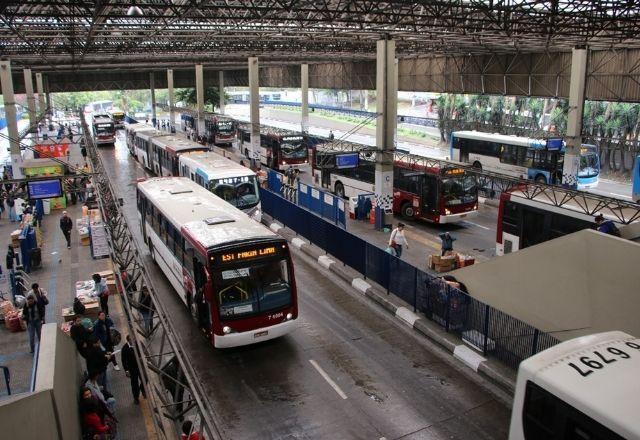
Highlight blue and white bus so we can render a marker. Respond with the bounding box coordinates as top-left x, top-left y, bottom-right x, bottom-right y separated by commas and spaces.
633, 155, 640, 204
450, 131, 600, 189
